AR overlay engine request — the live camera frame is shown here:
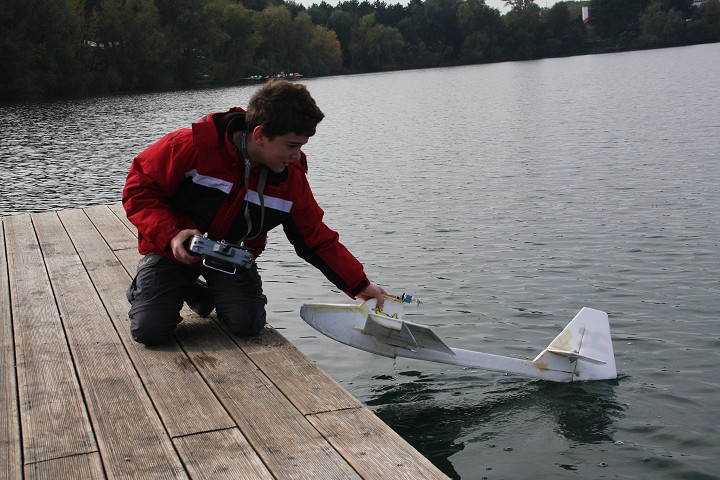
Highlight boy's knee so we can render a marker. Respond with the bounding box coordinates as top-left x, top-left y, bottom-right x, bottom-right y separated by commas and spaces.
130, 312, 181, 346
218, 300, 267, 336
